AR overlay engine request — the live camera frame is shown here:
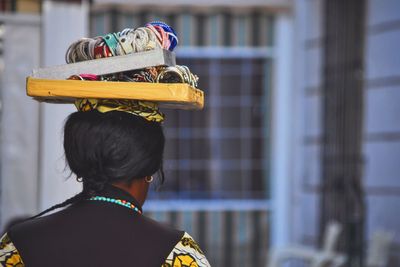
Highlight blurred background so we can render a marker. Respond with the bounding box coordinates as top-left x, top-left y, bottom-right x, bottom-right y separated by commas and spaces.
0, 0, 399, 266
